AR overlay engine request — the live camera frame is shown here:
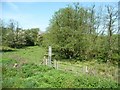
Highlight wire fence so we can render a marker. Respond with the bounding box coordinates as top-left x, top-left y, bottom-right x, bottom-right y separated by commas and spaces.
42, 56, 118, 83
